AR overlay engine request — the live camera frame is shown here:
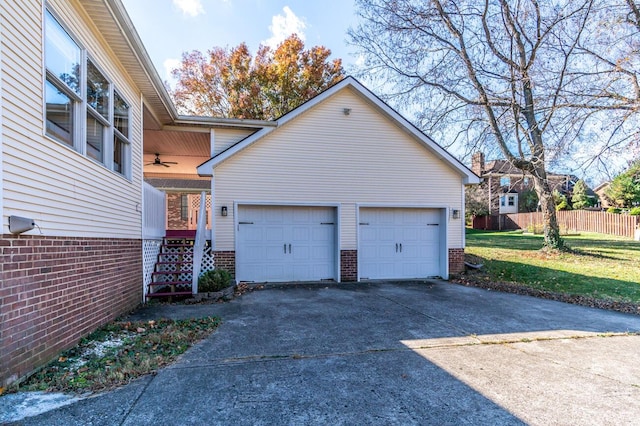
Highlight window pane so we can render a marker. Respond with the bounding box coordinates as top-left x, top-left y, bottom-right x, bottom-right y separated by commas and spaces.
87, 60, 109, 118
86, 114, 105, 163
114, 135, 128, 175
181, 194, 189, 221
45, 10, 80, 94
45, 79, 74, 146
113, 91, 129, 138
